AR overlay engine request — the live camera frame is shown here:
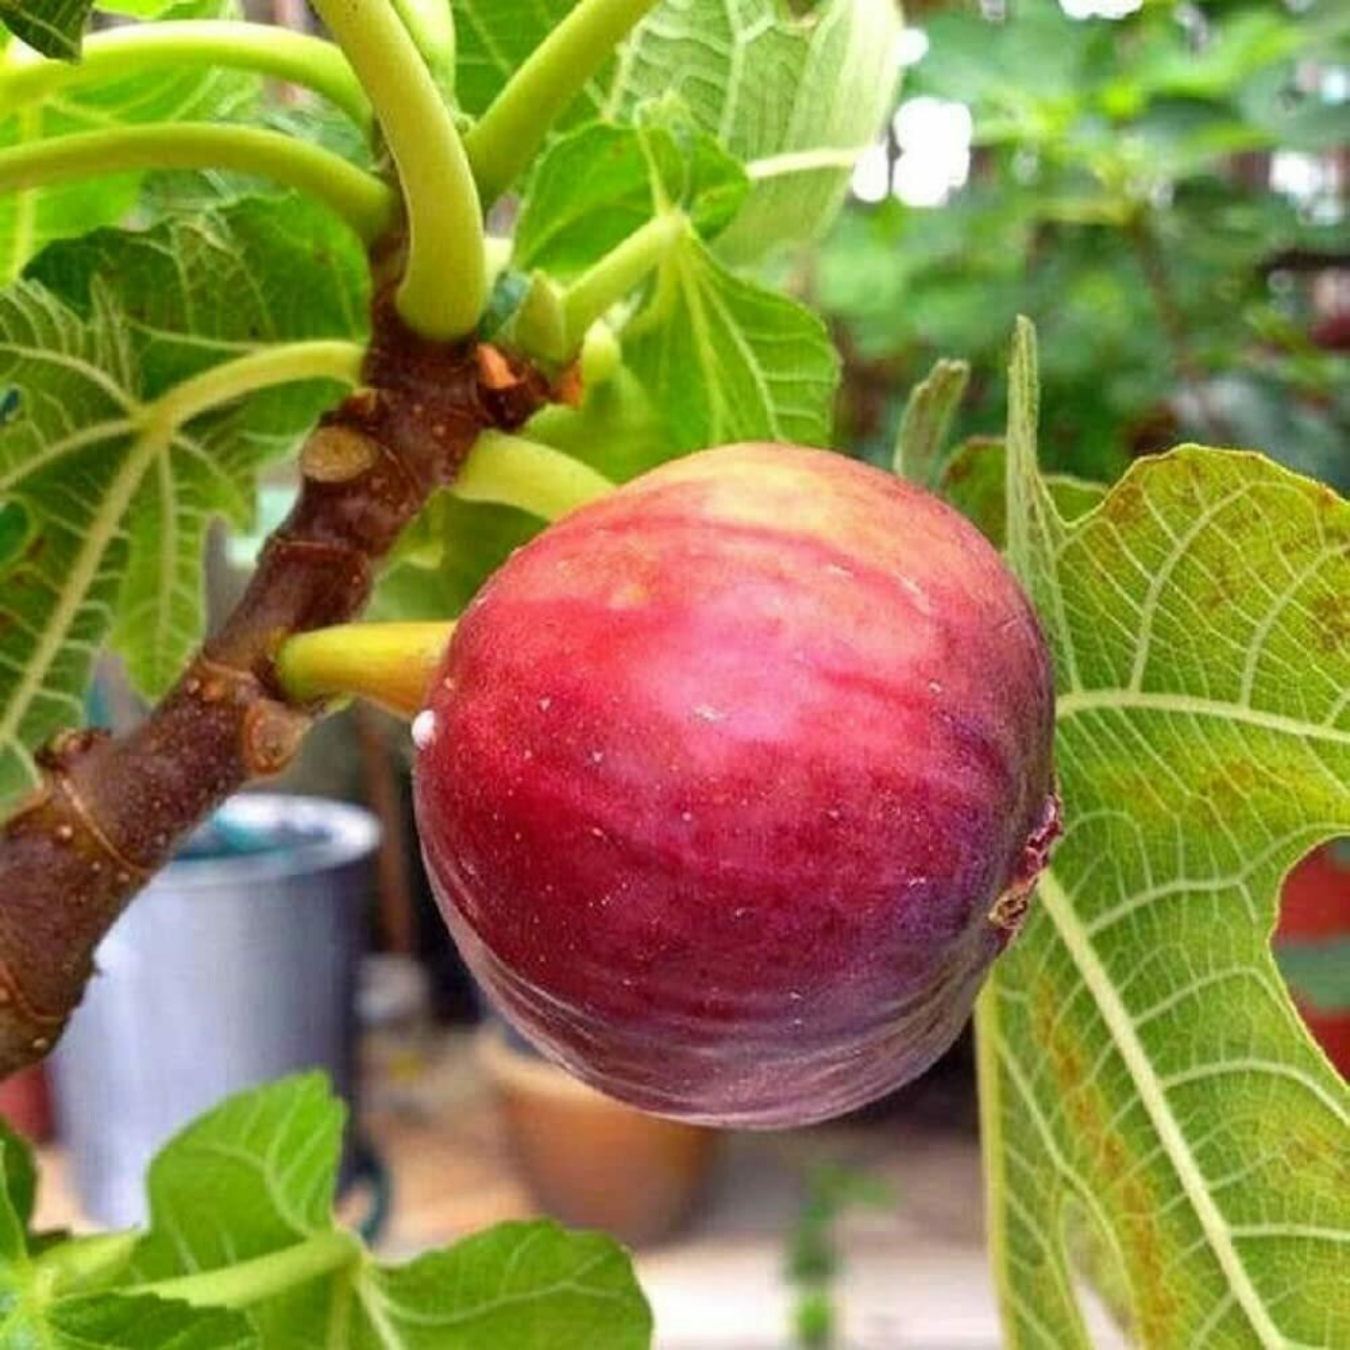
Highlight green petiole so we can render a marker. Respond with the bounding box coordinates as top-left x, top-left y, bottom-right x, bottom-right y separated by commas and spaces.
513, 213, 687, 362
138, 1230, 361, 1310
0, 22, 371, 128
140, 341, 366, 439
0, 125, 394, 243
391, 0, 457, 88
466, 0, 662, 204
312, 0, 486, 343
